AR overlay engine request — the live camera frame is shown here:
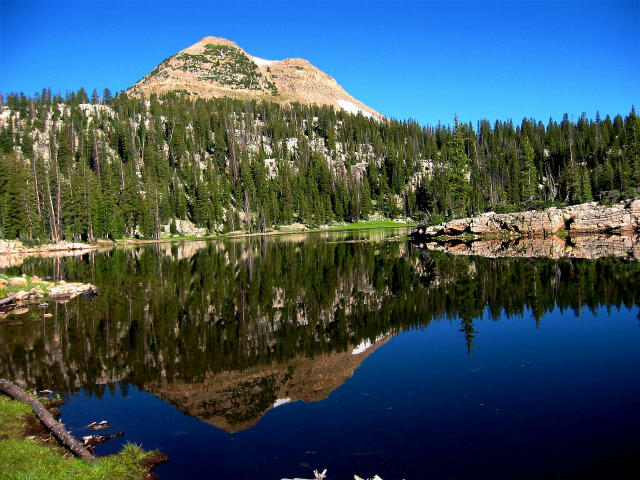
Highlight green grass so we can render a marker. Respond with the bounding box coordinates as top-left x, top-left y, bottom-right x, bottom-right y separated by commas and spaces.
315, 220, 417, 231
113, 220, 415, 241
0, 274, 58, 299
0, 395, 31, 435
114, 234, 216, 244
0, 395, 162, 480
0, 439, 155, 480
